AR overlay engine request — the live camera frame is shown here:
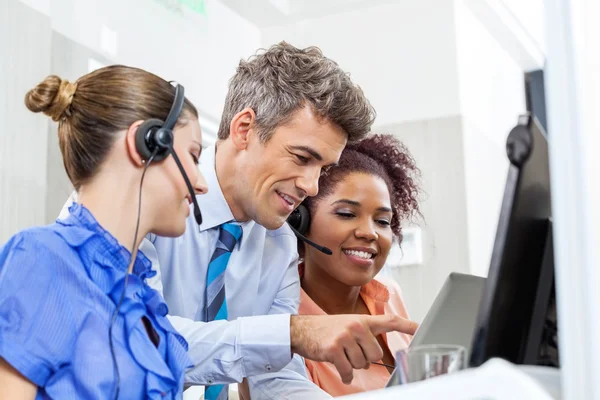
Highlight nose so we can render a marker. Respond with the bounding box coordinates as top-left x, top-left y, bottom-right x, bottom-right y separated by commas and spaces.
355, 218, 378, 242
295, 168, 320, 198
194, 171, 208, 195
